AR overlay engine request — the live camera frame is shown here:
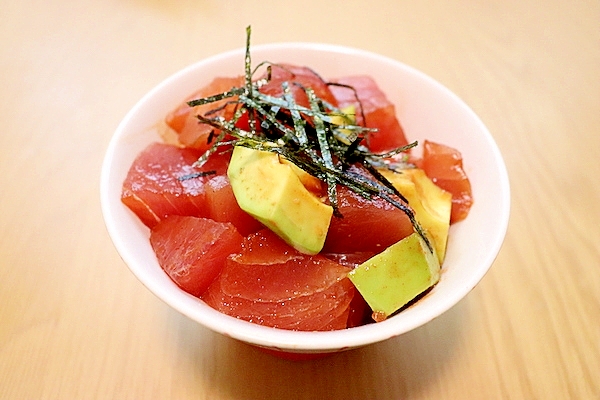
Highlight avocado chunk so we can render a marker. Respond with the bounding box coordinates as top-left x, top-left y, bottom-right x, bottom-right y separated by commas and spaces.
380, 168, 452, 263
227, 146, 333, 255
348, 232, 440, 321
329, 105, 357, 145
